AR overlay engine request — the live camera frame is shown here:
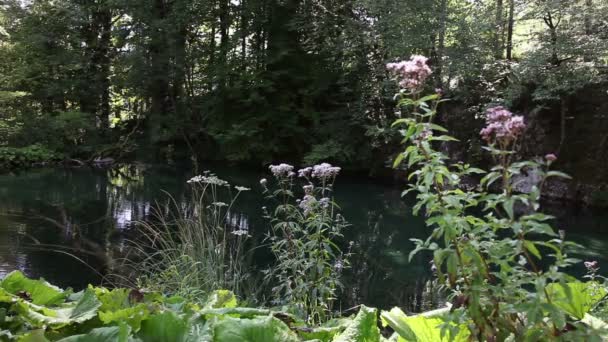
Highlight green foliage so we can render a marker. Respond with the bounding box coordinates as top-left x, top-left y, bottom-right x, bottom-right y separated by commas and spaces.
547, 282, 608, 320
392, 83, 607, 339
381, 307, 469, 342
0, 145, 60, 169
121, 172, 253, 304
262, 164, 351, 324
0, 271, 396, 341
333, 305, 380, 342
